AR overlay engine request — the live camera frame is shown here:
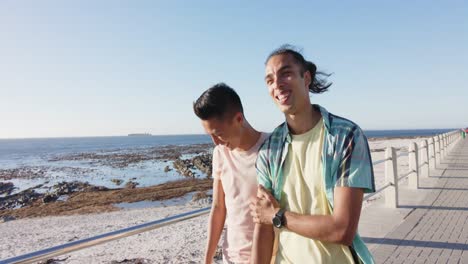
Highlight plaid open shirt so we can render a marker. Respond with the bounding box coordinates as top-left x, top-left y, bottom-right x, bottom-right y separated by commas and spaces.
256, 104, 376, 264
